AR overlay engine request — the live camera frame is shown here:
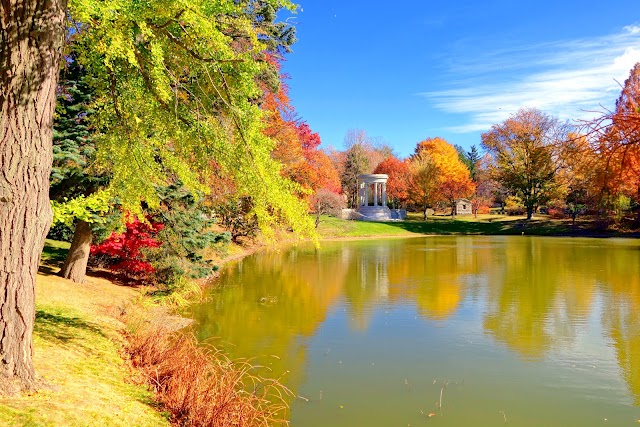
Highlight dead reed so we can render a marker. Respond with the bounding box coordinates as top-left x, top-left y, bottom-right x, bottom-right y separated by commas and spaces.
125, 324, 292, 426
